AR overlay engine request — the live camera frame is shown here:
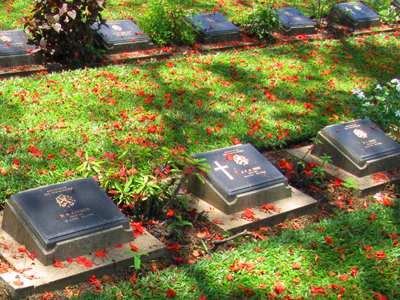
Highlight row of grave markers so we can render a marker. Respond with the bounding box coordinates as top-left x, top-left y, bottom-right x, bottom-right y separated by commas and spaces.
1, 119, 399, 266
0, 1, 396, 69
